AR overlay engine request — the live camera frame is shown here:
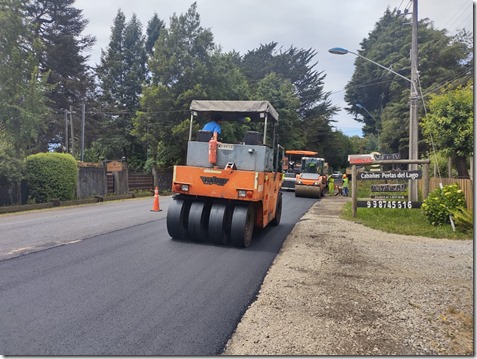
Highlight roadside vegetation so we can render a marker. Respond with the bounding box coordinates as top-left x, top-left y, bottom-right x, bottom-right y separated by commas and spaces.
0, 1, 473, 206
340, 181, 473, 240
